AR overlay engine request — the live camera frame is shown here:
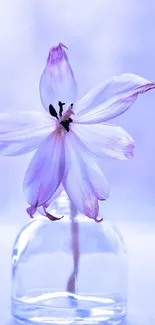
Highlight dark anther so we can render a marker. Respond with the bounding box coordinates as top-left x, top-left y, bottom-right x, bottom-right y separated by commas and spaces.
60, 117, 73, 132
71, 103, 73, 107
58, 101, 65, 117
49, 104, 58, 119
60, 120, 70, 132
